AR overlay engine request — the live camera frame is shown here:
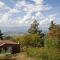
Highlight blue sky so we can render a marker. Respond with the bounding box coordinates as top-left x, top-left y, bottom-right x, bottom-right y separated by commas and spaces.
45, 0, 60, 17
0, 0, 60, 32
